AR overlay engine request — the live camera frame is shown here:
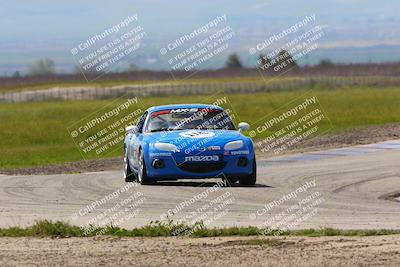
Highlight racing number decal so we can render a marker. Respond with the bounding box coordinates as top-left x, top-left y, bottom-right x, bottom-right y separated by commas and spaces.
179, 130, 215, 139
